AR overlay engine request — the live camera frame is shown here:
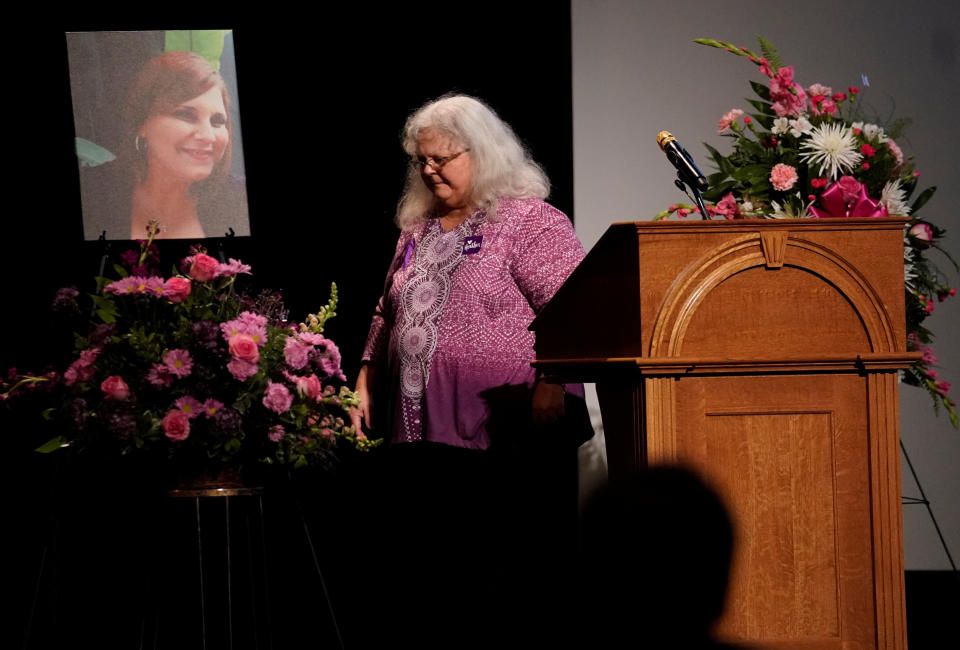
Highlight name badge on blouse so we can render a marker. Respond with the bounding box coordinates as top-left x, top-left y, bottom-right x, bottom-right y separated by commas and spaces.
463, 235, 483, 255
